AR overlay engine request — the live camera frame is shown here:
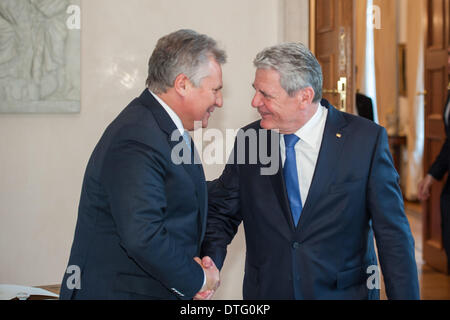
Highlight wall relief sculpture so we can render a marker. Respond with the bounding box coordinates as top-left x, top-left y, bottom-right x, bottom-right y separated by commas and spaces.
0, 0, 80, 113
